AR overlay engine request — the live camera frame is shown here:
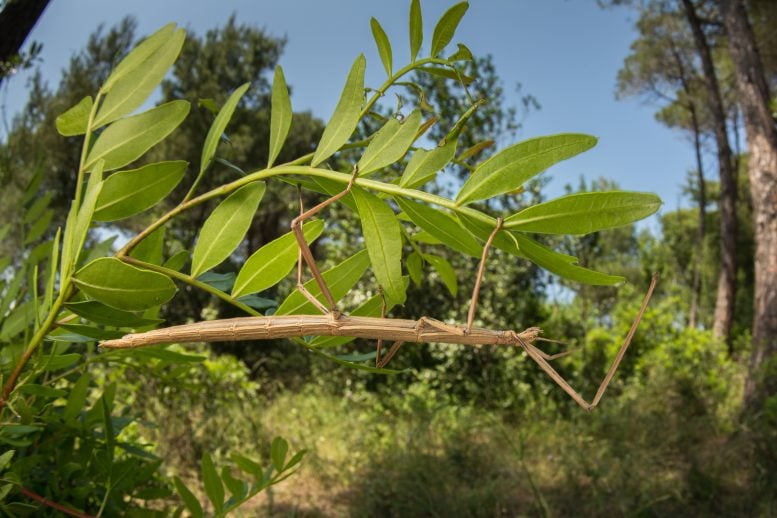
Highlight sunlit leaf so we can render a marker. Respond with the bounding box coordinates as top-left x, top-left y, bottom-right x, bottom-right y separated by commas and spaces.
95, 27, 185, 127
311, 54, 366, 167
358, 110, 421, 176
448, 43, 473, 62
406, 251, 423, 286
399, 137, 457, 189
174, 477, 203, 518
352, 188, 405, 306
102, 23, 176, 91
191, 182, 266, 277
504, 191, 662, 234
55, 96, 93, 136
510, 232, 624, 285
201, 83, 250, 175
395, 197, 481, 257
268, 66, 292, 167
419, 66, 475, 85
370, 17, 392, 77
409, 0, 423, 62
85, 100, 190, 171
232, 220, 324, 298
275, 250, 369, 315
270, 437, 288, 472
94, 161, 187, 221
73, 257, 177, 311
430, 2, 469, 58
456, 134, 598, 205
